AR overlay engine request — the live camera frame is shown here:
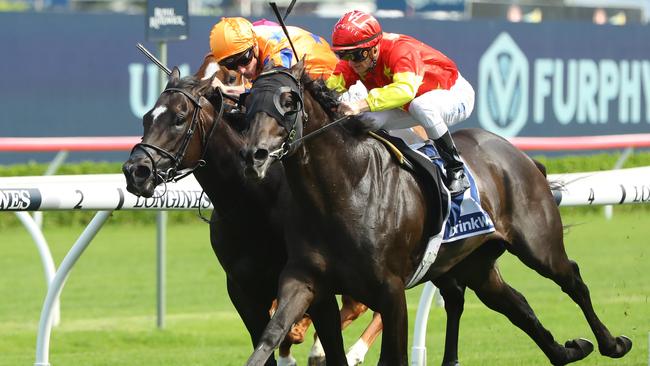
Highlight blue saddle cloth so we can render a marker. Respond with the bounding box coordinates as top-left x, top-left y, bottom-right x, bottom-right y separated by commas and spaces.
416, 142, 496, 243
